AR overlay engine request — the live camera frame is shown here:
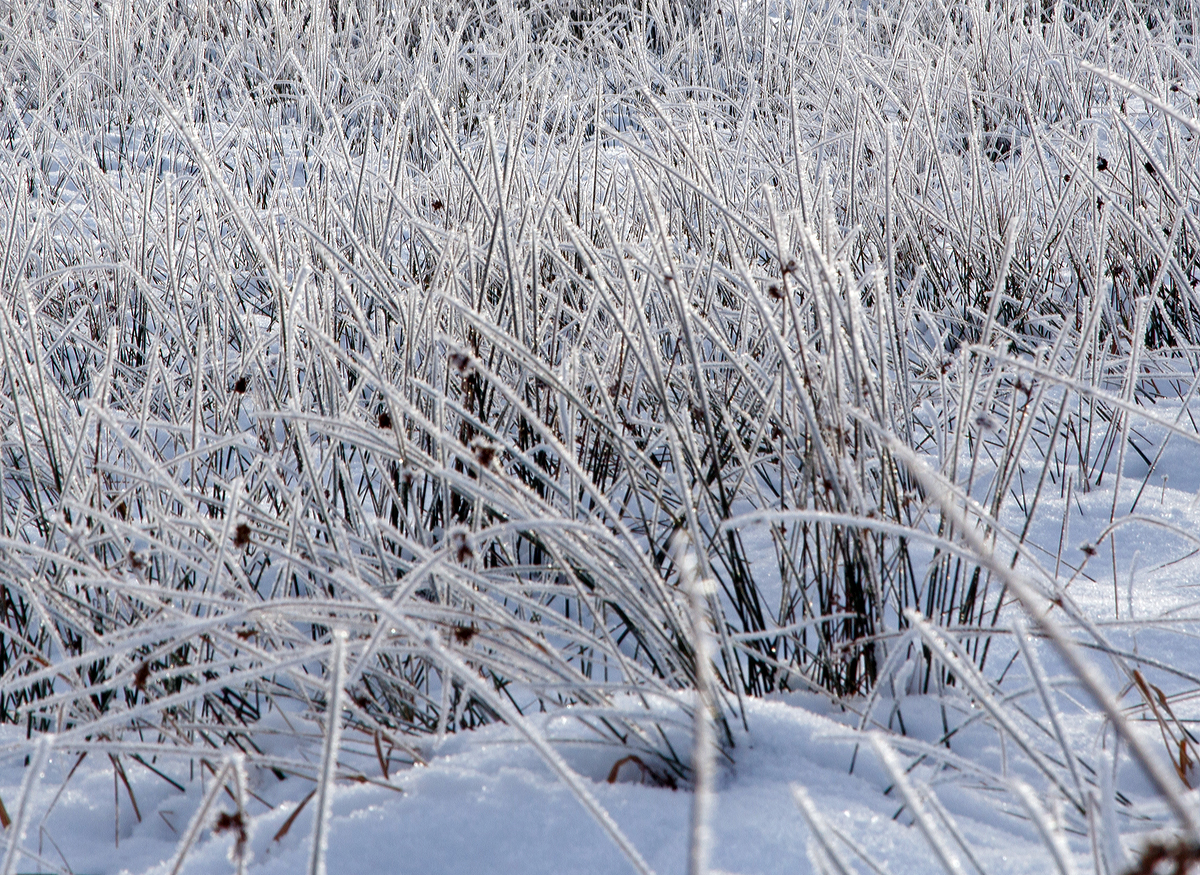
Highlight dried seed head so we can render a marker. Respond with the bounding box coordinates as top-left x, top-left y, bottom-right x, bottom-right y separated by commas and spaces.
133, 661, 151, 690
214, 811, 245, 834
1096, 156, 1109, 171
378, 410, 393, 429
233, 375, 249, 394
128, 550, 146, 572
454, 624, 477, 645
1144, 161, 1157, 176
449, 529, 474, 563
973, 413, 997, 432
233, 523, 252, 549
471, 437, 497, 468
213, 810, 248, 859
1080, 542, 1097, 556
448, 351, 473, 374
114, 501, 128, 520
432, 198, 444, 210
767, 284, 783, 300
1128, 837, 1200, 875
